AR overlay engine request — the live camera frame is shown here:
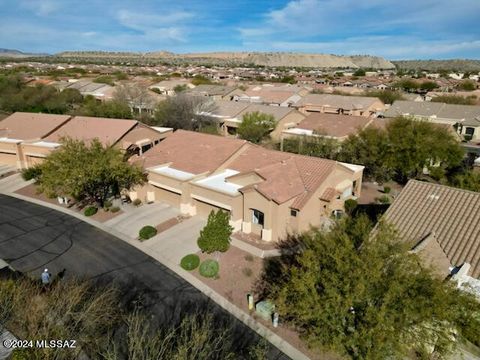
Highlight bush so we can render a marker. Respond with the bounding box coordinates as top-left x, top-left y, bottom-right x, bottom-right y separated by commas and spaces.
199, 259, 219, 278
133, 198, 142, 206
242, 268, 253, 277
110, 206, 120, 213
383, 186, 391, 194
21, 166, 42, 181
139, 225, 157, 240
344, 199, 358, 214
180, 254, 200, 271
104, 200, 113, 208
84, 206, 98, 216
377, 195, 391, 204
244, 254, 254, 262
